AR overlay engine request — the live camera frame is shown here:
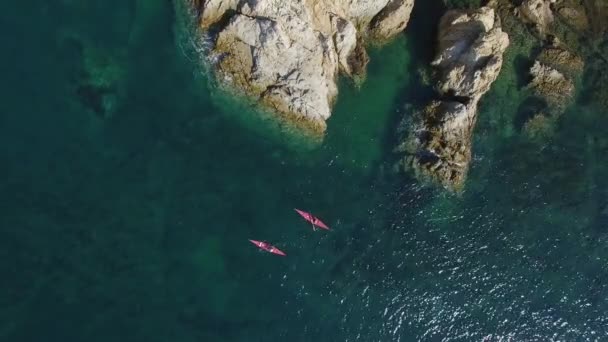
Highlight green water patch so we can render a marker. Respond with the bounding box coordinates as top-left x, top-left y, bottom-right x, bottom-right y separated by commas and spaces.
324, 38, 413, 171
